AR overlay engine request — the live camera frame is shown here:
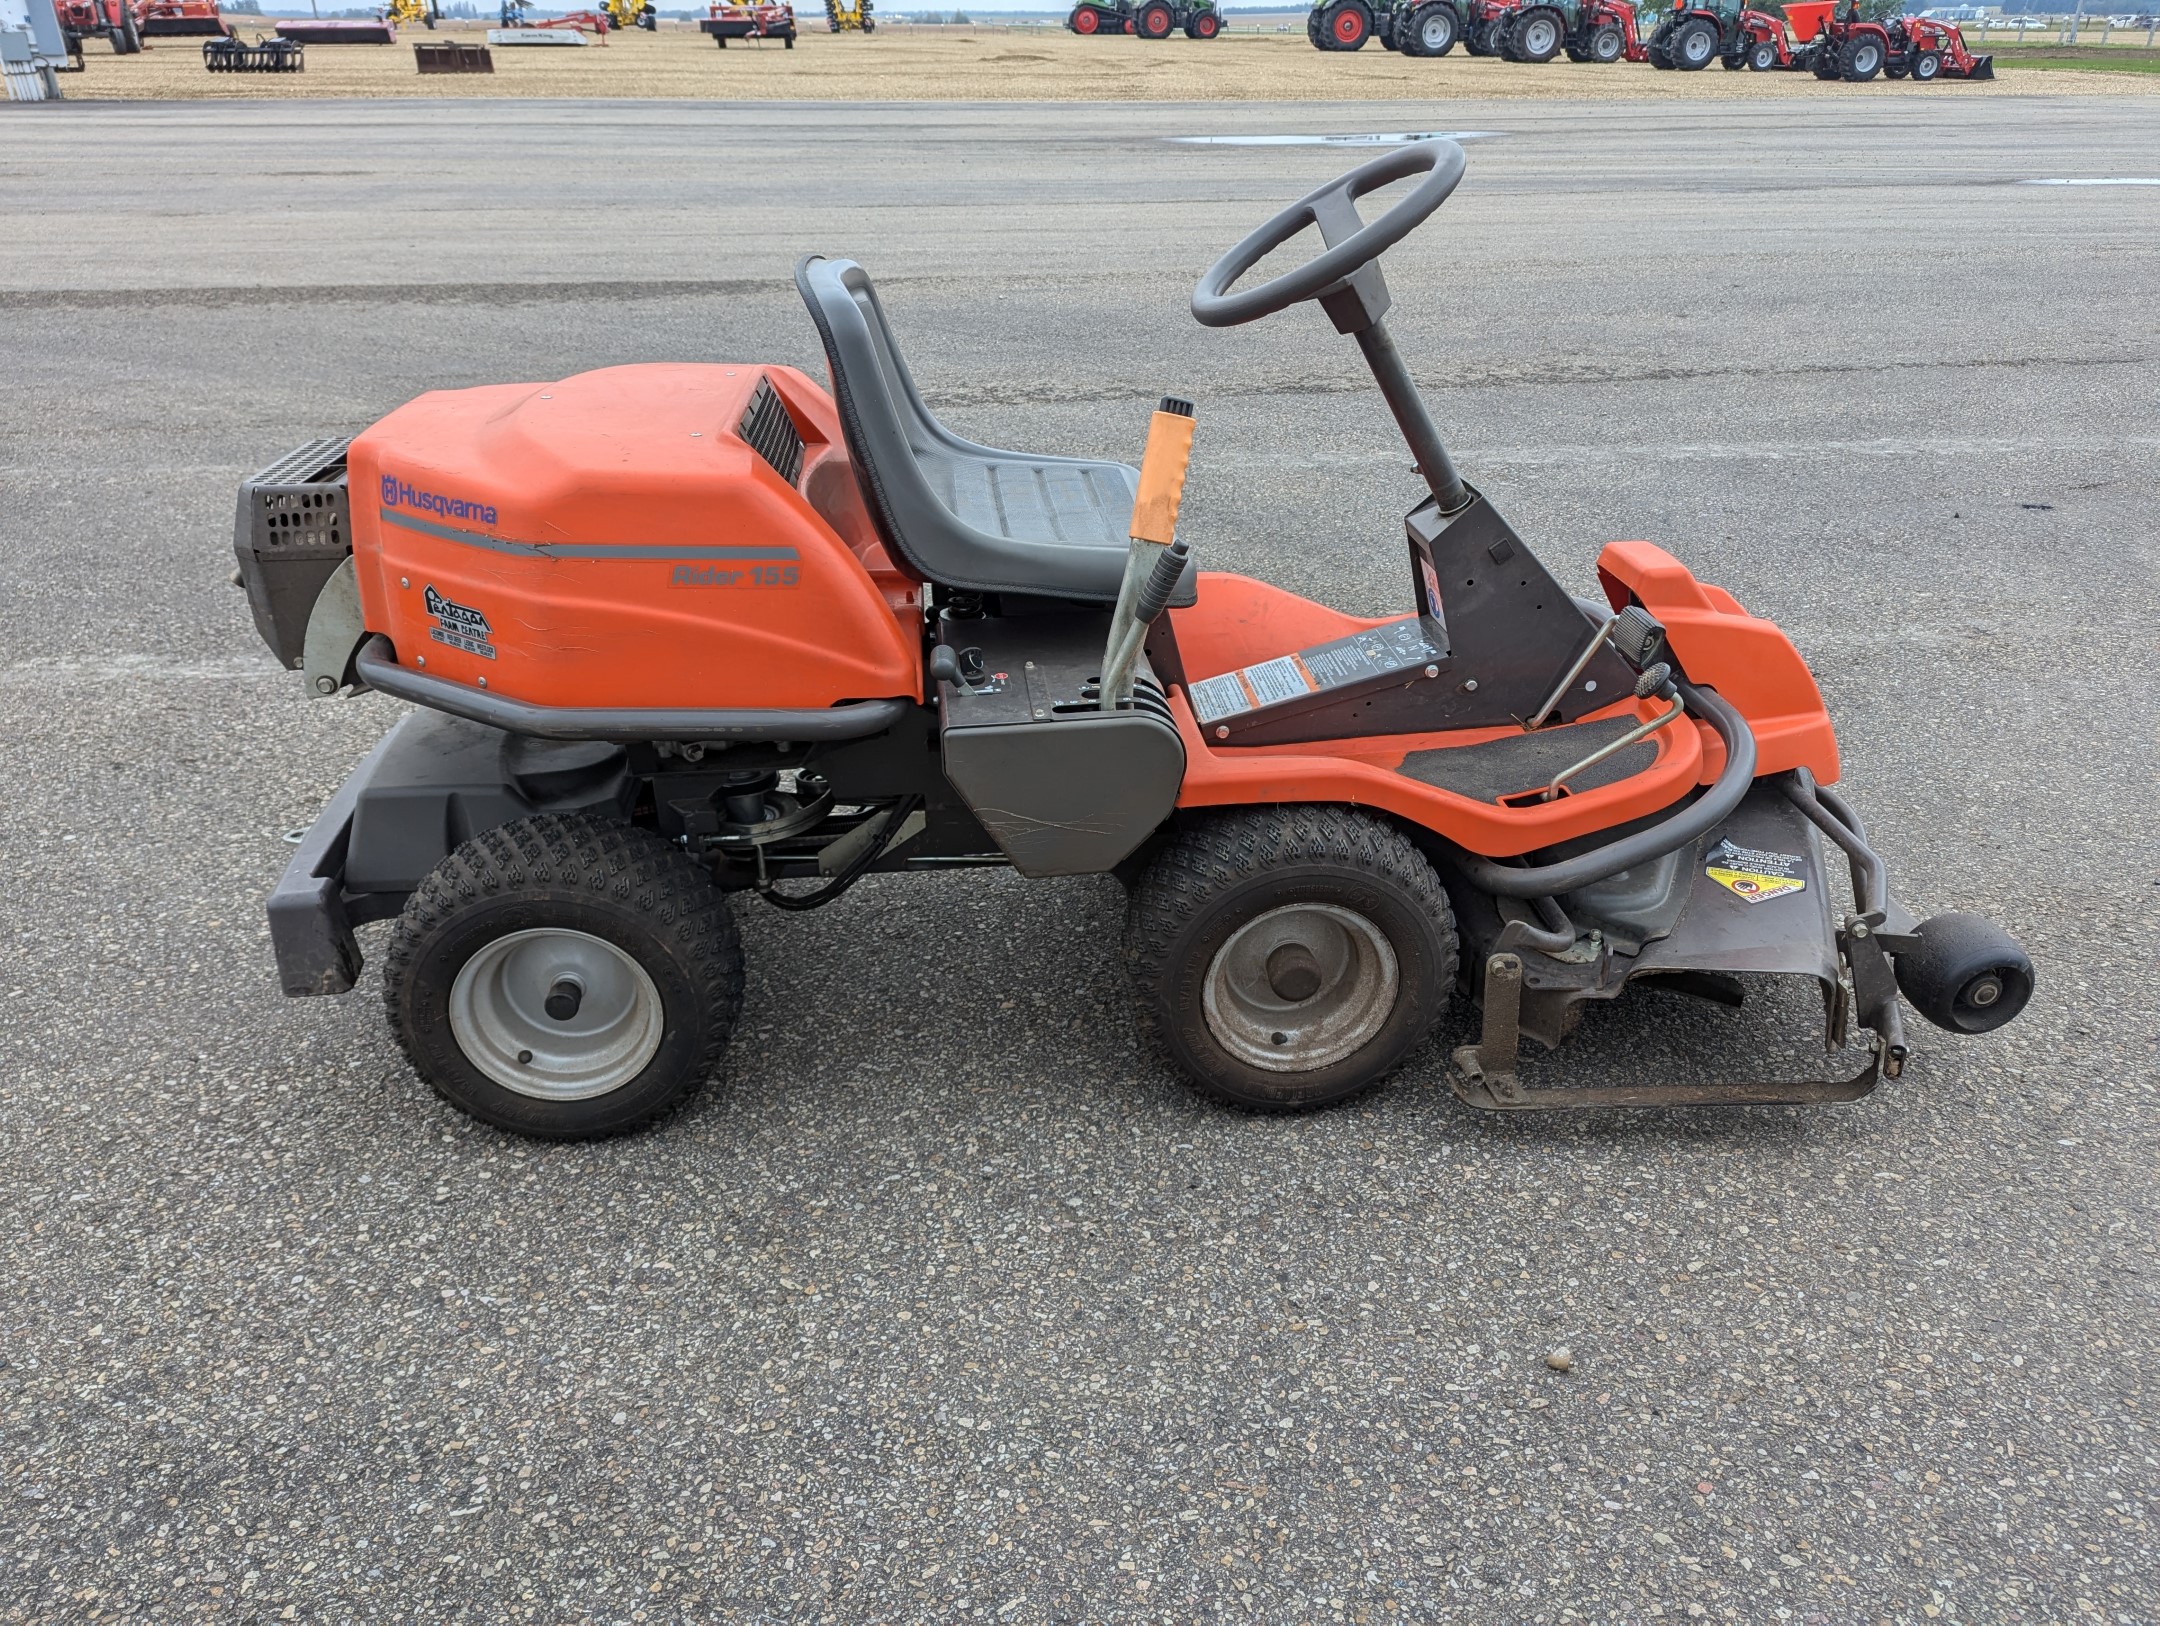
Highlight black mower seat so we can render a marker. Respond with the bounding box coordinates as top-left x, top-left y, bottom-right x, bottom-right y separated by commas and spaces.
796, 255, 1193, 606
